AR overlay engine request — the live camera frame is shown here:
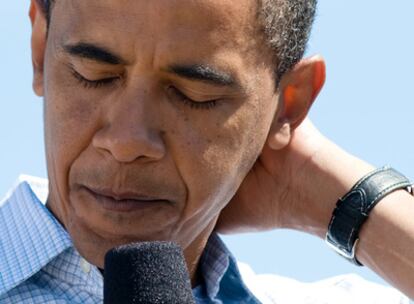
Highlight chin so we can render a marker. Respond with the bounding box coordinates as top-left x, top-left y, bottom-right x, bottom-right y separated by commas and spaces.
68, 217, 179, 268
